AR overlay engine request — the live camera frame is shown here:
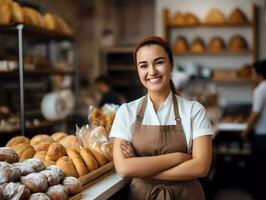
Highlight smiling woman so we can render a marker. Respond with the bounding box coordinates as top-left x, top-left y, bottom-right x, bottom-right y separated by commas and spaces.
110, 36, 214, 200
